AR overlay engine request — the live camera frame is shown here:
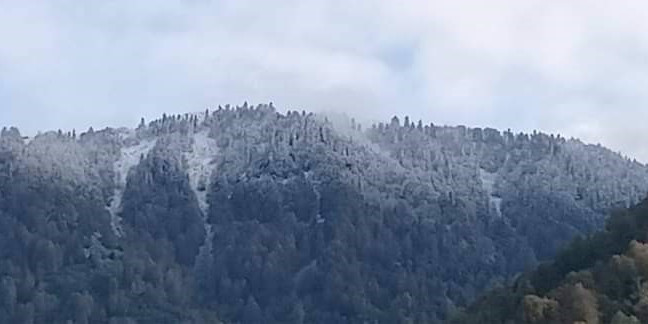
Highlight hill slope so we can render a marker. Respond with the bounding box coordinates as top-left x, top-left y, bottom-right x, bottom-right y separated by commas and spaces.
0, 103, 647, 323
451, 198, 648, 324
